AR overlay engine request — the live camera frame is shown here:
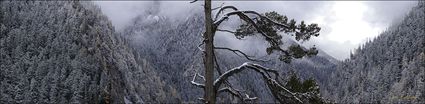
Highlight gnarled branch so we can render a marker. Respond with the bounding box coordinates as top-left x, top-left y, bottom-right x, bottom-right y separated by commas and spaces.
218, 86, 259, 102
211, 3, 225, 11
214, 47, 268, 62
218, 87, 241, 98
197, 36, 205, 52
194, 4, 322, 103
189, 0, 198, 3
267, 78, 303, 104
213, 10, 291, 58
213, 9, 320, 58
216, 28, 236, 34
214, 5, 239, 22
214, 11, 278, 40
243, 94, 258, 101
213, 62, 303, 103
214, 62, 278, 88
191, 72, 205, 89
